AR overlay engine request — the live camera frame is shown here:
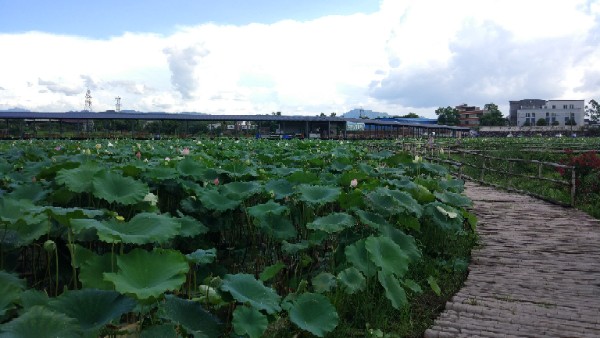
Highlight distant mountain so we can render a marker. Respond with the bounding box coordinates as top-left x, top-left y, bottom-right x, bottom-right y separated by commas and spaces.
0, 107, 30, 113
342, 109, 391, 119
